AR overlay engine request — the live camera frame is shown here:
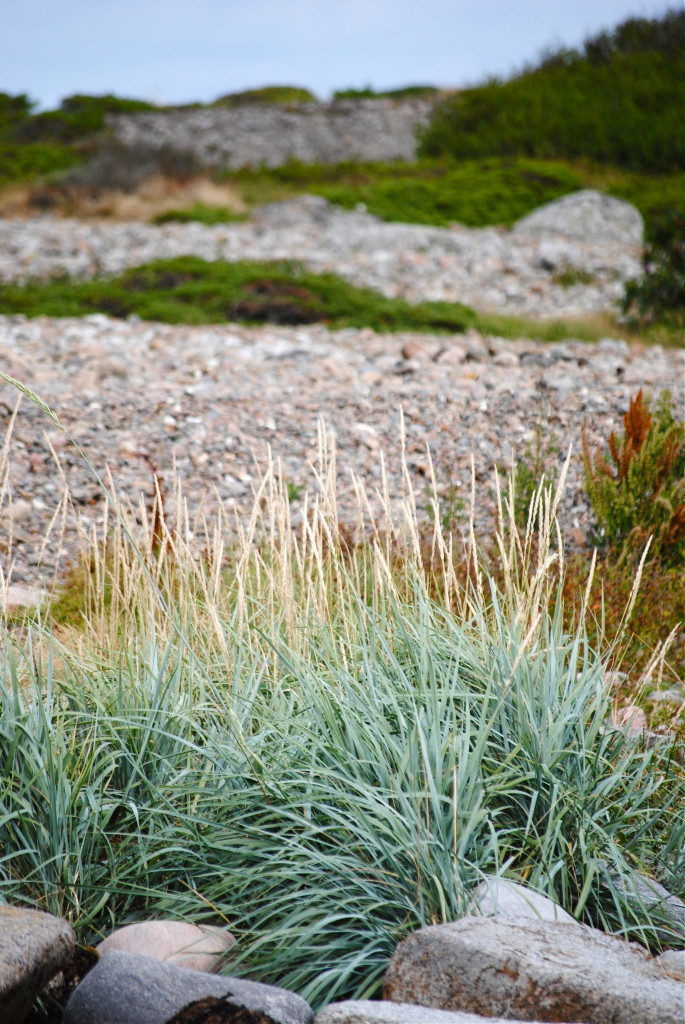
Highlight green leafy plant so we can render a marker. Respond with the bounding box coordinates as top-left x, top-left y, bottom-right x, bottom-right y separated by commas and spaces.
582, 389, 685, 564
